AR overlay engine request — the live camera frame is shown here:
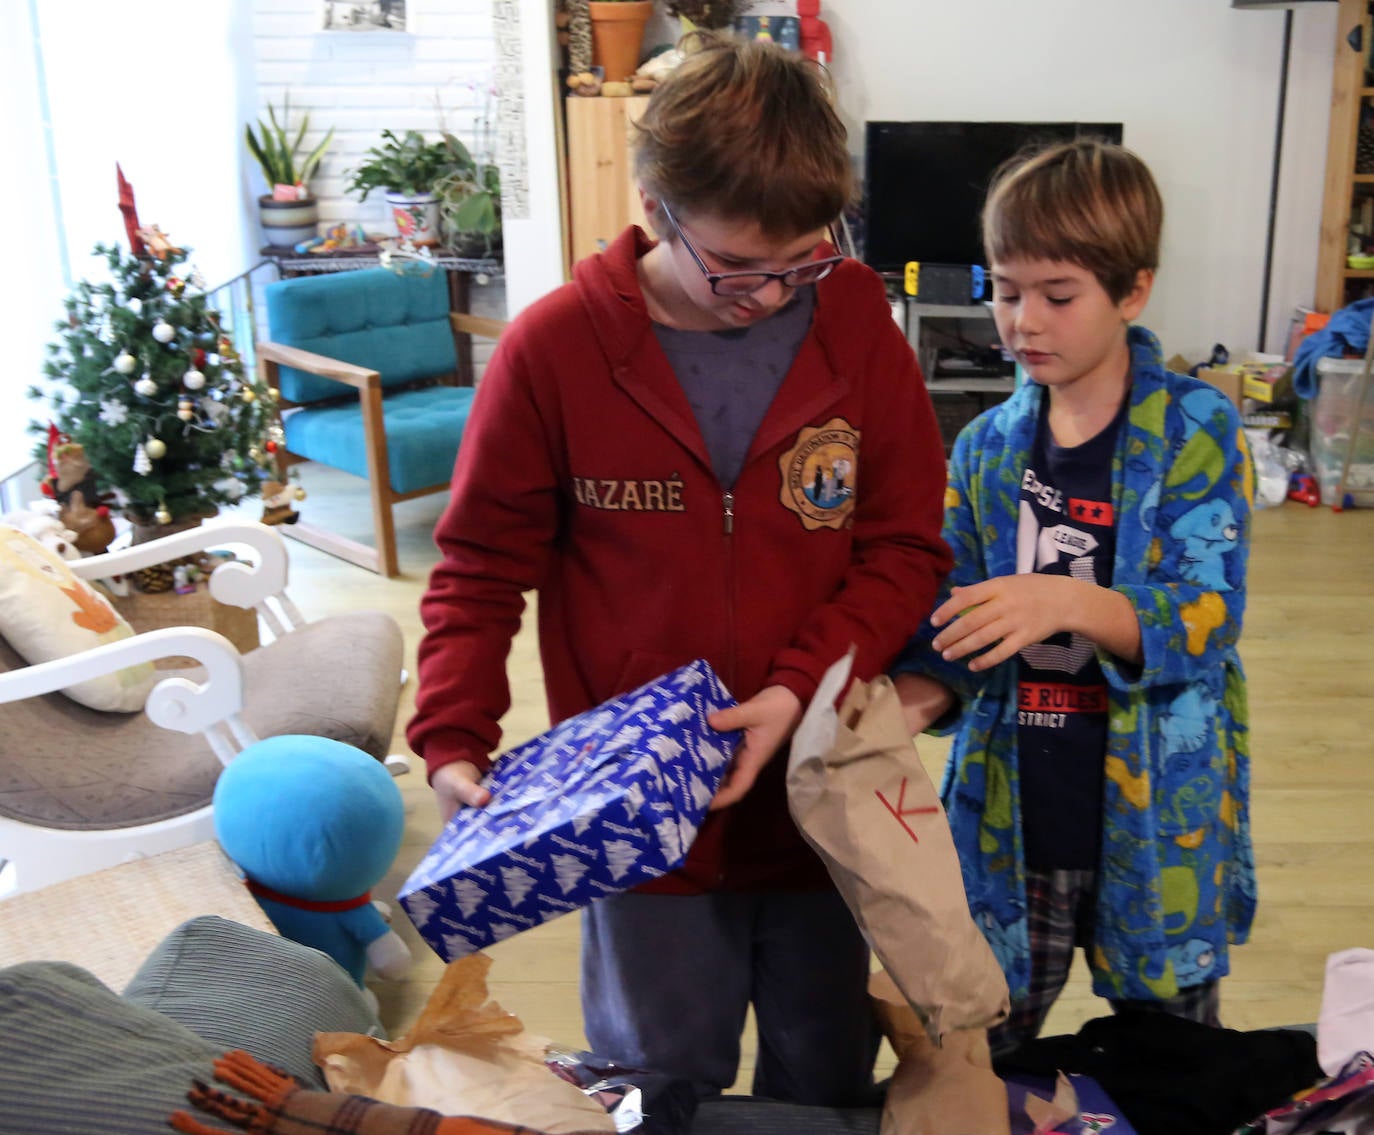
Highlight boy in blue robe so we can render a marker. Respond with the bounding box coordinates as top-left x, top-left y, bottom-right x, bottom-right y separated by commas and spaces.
892, 140, 1255, 1053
